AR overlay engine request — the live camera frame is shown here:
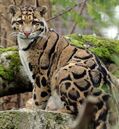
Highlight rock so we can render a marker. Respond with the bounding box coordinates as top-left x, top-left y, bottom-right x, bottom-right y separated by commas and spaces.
0, 109, 72, 129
